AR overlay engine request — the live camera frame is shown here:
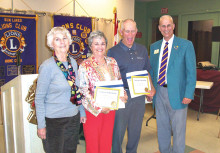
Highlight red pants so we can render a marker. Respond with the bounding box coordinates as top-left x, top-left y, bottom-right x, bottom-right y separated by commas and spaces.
83, 110, 115, 153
